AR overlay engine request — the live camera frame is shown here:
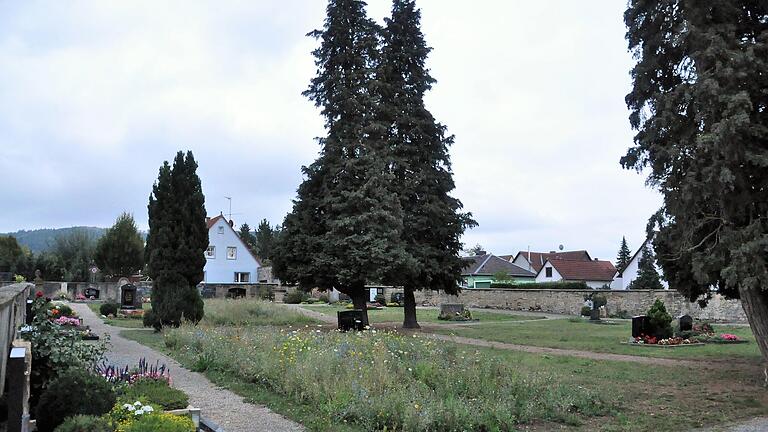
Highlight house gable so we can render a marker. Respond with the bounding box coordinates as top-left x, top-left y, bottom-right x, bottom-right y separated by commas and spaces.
203, 215, 260, 284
